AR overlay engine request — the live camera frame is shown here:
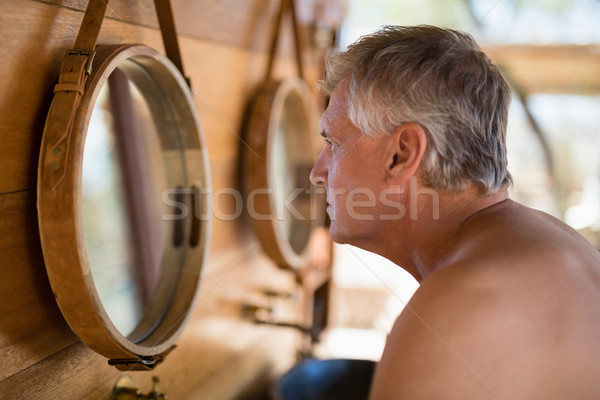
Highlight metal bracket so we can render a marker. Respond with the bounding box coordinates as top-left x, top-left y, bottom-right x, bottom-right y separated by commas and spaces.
108, 346, 176, 371
108, 355, 163, 371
